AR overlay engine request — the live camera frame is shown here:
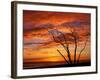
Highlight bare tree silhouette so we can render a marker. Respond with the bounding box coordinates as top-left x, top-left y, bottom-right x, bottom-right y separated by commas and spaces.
48, 29, 72, 64
48, 23, 89, 65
